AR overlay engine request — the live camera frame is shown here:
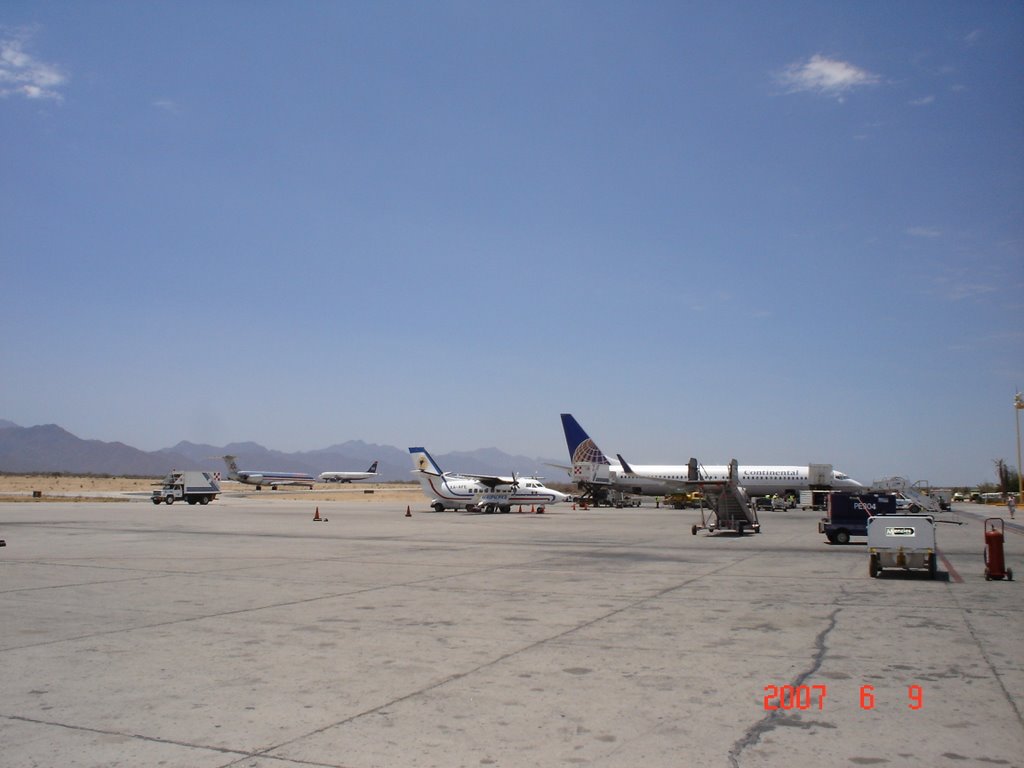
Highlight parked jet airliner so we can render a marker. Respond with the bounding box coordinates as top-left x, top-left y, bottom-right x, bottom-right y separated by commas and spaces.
220, 455, 316, 490
409, 447, 569, 513
318, 461, 379, 483
560, 414, 862, 498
